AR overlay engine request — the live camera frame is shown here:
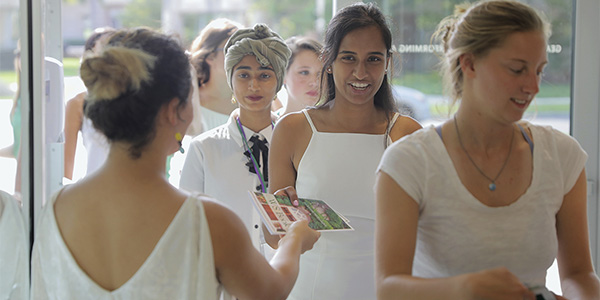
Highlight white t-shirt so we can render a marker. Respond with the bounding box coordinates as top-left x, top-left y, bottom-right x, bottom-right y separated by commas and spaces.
179, 110, 274, 248
378, 123, 587, 287
0, 191, 28, 300
31, 191, 221, 299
